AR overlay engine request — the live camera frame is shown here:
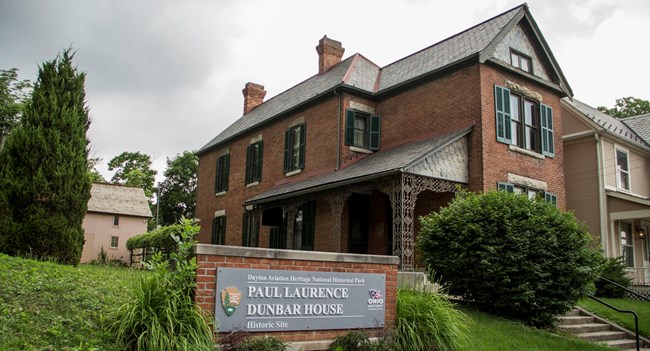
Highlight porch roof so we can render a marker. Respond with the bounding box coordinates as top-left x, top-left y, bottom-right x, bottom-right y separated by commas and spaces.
245, 126, 472, 206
